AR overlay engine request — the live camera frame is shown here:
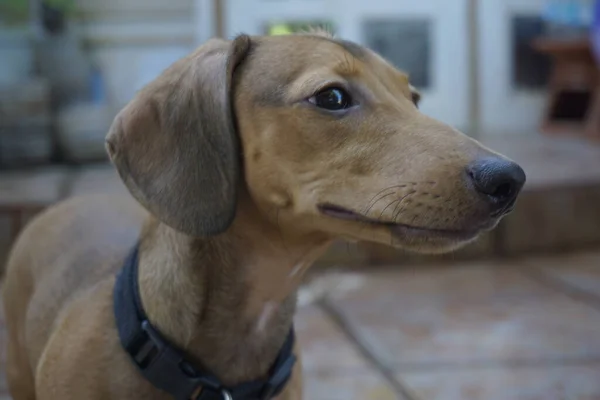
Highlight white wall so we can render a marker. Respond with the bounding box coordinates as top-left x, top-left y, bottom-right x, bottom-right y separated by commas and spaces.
76, 0, 197, 108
